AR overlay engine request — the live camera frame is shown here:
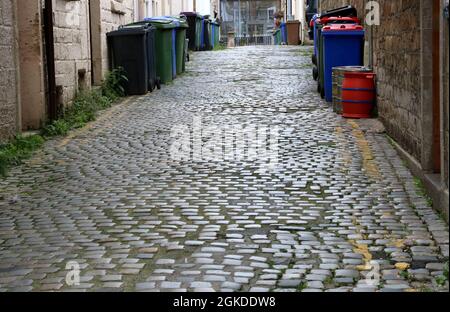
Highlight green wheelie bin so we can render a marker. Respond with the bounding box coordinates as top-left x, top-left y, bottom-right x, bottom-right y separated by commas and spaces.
141, 18, 176, 84
181, 12, 202, 51
169, 16, 189, 75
